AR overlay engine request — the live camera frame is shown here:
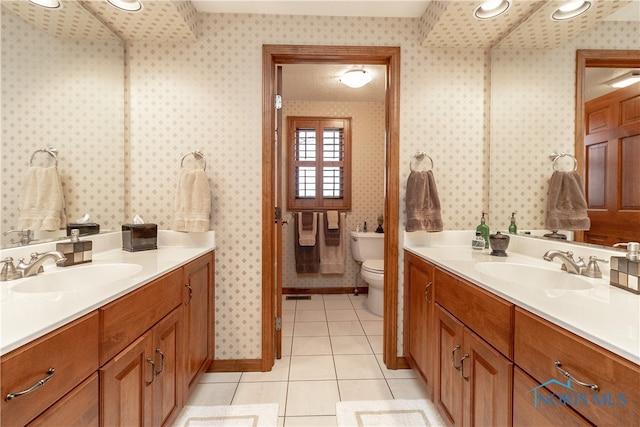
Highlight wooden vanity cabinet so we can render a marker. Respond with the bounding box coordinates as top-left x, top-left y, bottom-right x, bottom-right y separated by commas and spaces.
403, 251, 435, 392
